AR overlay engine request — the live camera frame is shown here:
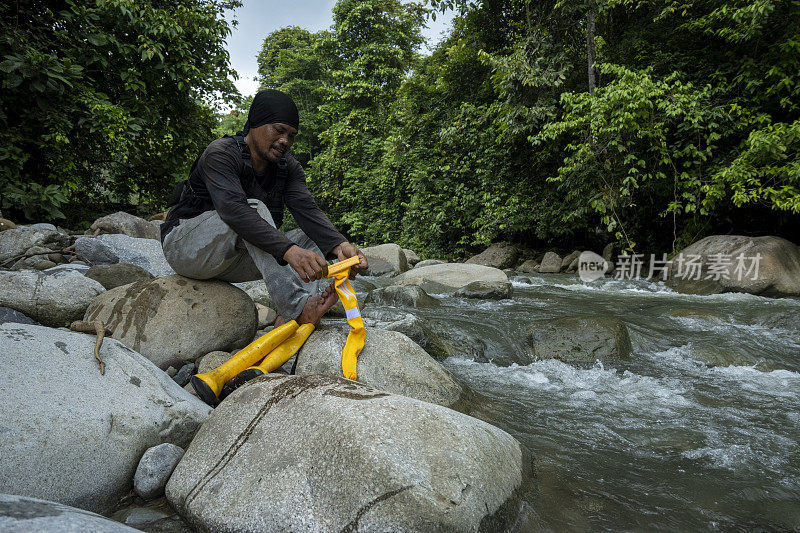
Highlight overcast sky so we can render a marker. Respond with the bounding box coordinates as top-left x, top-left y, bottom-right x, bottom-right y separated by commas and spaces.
223, 1, 455, 97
